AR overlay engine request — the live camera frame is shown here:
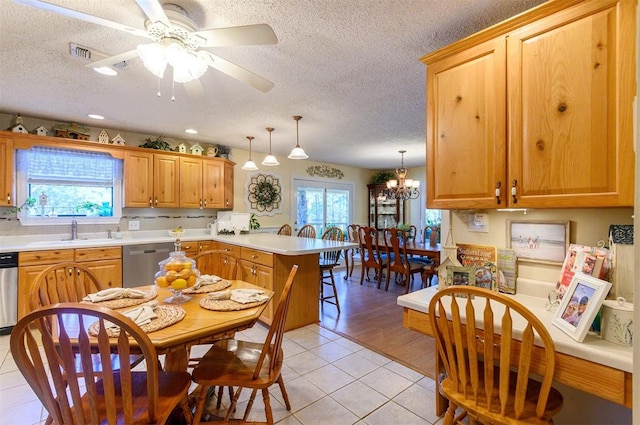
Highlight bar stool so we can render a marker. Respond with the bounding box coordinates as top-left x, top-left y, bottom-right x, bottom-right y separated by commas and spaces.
319, 227, 344, 313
